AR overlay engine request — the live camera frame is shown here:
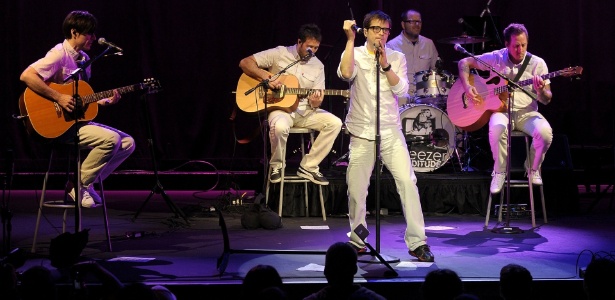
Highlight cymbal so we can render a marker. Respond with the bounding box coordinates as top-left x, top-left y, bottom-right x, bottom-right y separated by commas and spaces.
438, 35, 490, 44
